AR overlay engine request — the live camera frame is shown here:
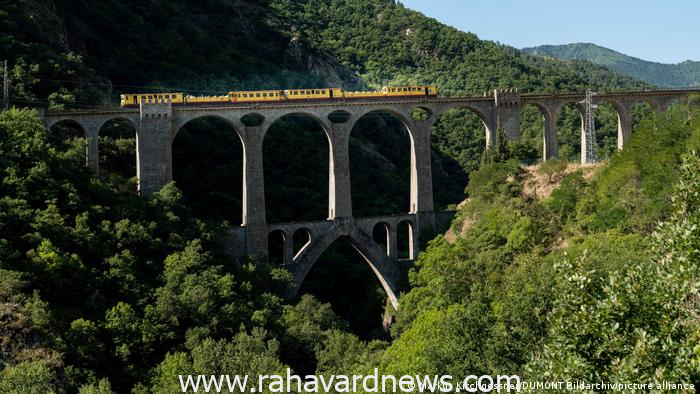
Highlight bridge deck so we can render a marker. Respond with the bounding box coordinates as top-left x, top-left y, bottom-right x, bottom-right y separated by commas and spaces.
44, 88, 700, 117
